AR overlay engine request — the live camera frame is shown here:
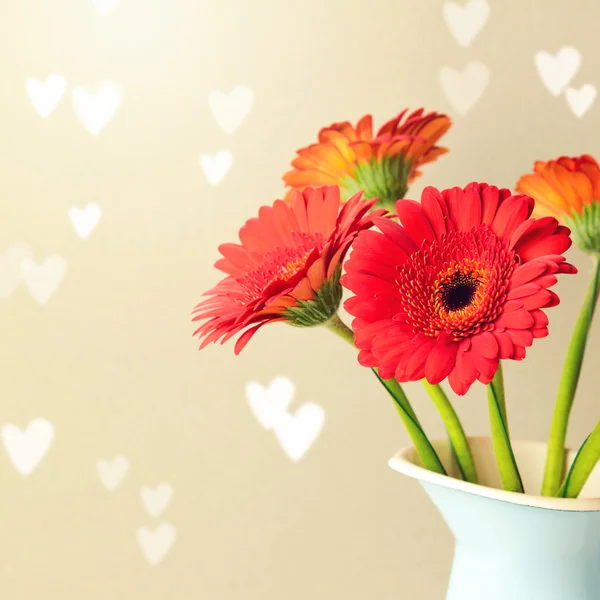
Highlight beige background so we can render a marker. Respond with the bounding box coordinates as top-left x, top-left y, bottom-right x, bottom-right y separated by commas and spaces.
1, 0, 600, 598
